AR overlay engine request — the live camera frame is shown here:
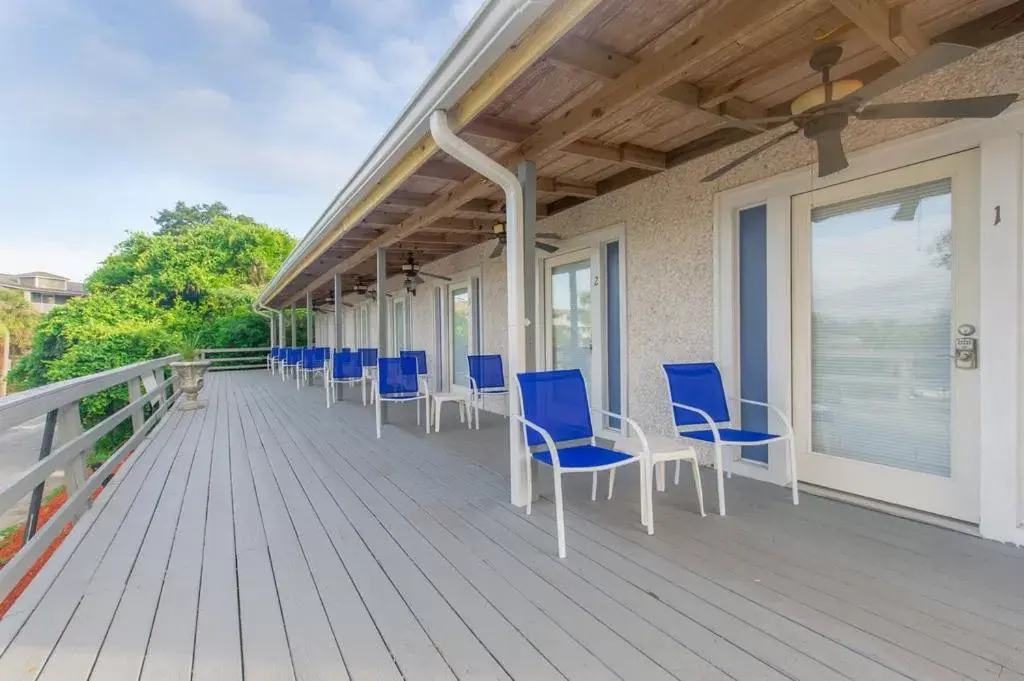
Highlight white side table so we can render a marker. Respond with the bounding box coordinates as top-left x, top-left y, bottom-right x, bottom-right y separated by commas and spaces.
612, 435, 705, 525
430, 393, 471, 433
